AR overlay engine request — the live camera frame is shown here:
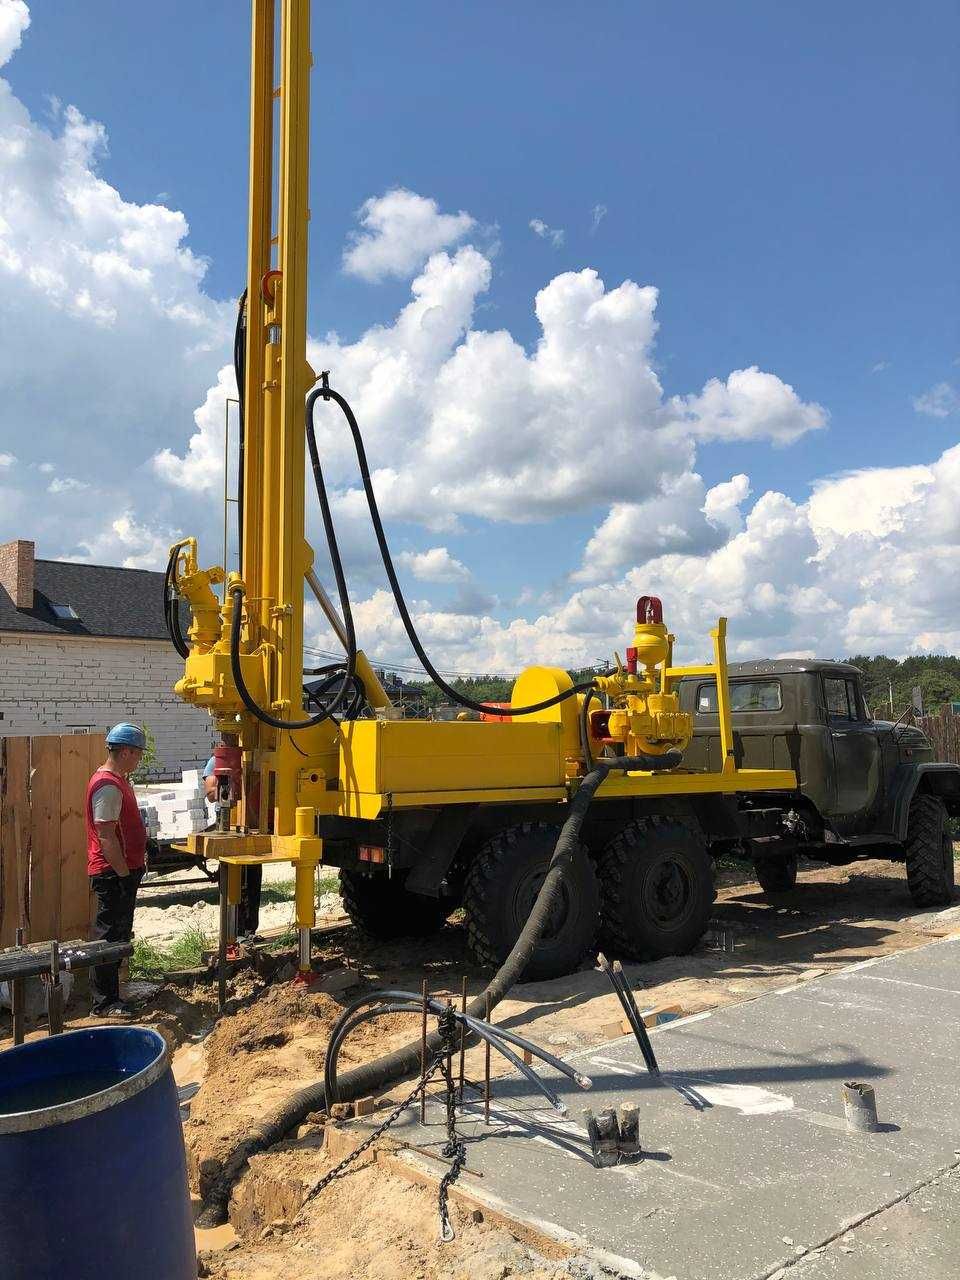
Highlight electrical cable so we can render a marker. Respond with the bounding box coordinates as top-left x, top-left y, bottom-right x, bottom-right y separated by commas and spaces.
311, 376, 598, 718
196, 745, 682, 1227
